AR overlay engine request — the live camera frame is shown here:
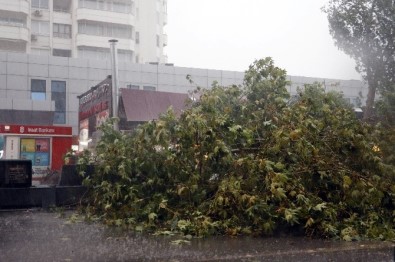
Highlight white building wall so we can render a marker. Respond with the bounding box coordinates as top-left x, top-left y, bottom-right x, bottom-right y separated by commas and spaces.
135, 0, 167, 64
